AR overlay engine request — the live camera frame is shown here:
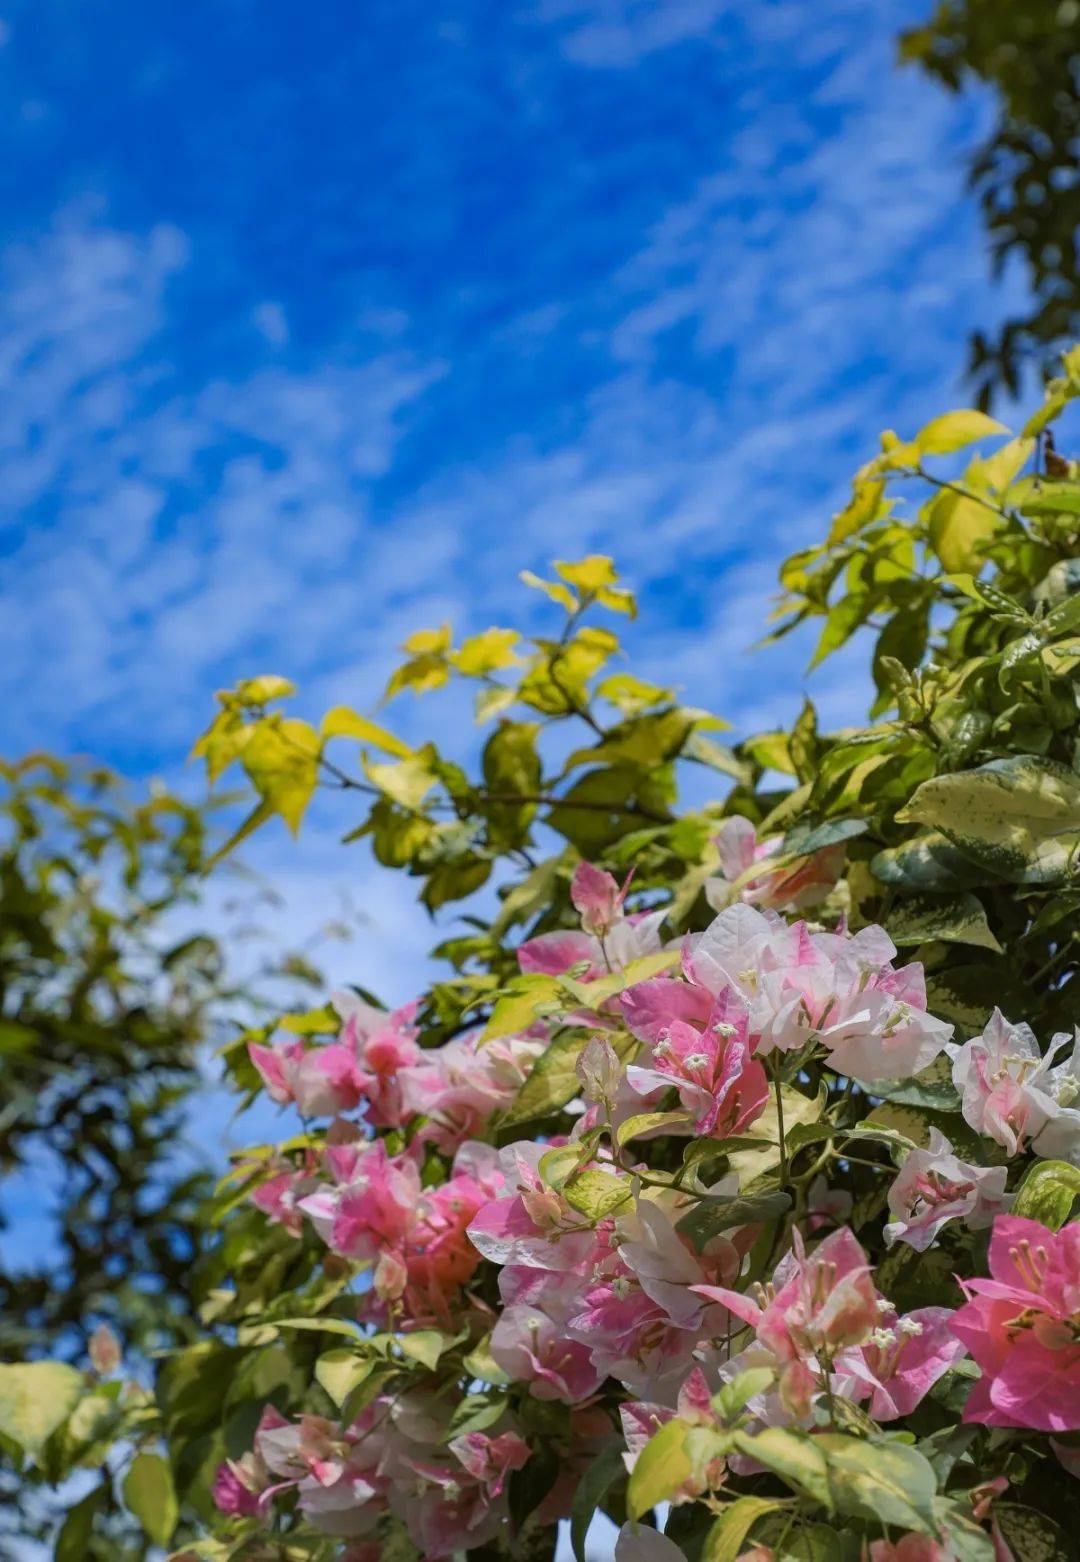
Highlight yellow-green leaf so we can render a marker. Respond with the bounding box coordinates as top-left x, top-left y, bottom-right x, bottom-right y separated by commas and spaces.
0, 1362, 83, 1456
520, 570, 577, 612
481, 974, 559, 1043
499, 1031, 587, 1128
925, 487, 1001, 573
1012, 1160, 1080, 1230
454, 628, 521, 675
315, 1350, 373, 1408
321, 706, 413, 757
561, 1168, 632, 1220
915, 409, 1009, 456
627, 1418, 691, 1519
703, 1496, 782, 1562
123, 1452, 178, 1547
